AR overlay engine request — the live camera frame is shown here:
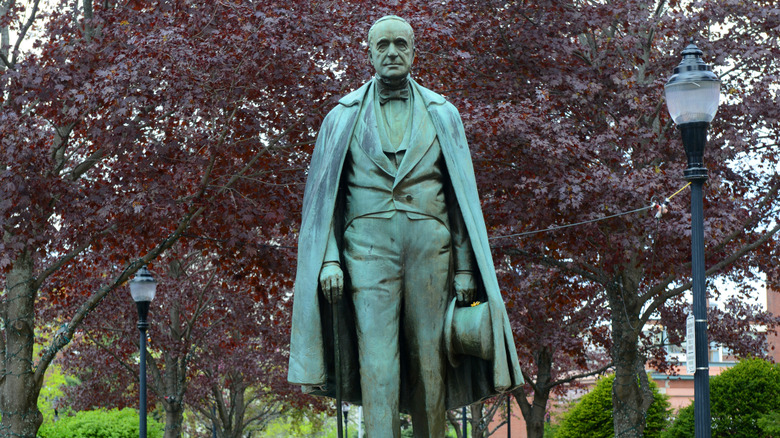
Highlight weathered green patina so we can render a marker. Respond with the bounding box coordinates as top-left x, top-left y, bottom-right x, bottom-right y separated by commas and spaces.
288, 16, 523, 437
